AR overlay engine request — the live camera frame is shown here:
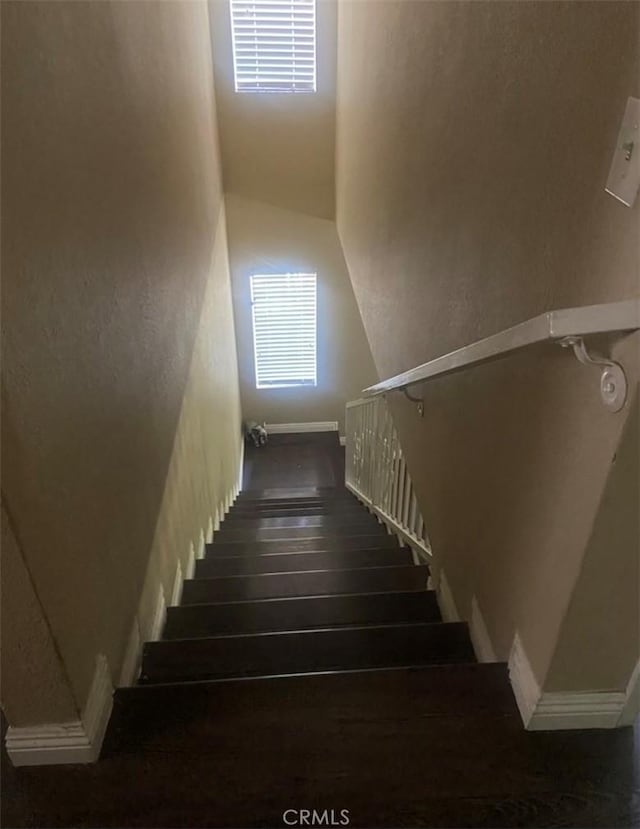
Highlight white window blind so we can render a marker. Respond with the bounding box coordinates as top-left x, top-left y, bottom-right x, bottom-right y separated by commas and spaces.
250, 273, 317, 389
230, 0, 316, 93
